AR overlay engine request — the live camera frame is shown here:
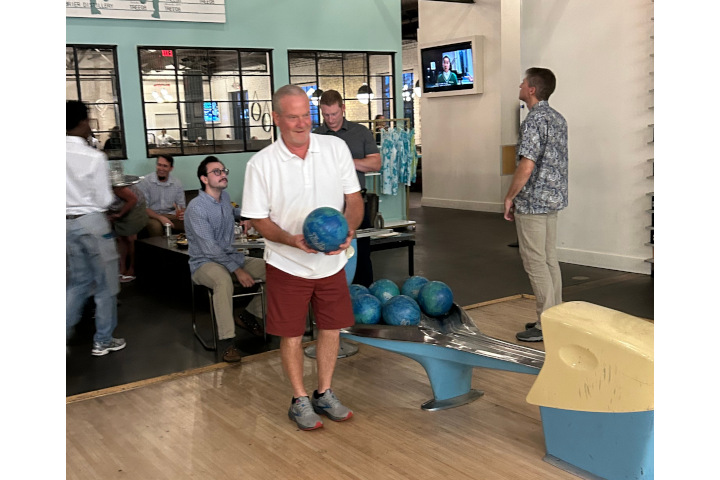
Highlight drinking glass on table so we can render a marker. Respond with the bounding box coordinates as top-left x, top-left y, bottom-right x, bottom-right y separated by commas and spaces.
174, 203, 185, 221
